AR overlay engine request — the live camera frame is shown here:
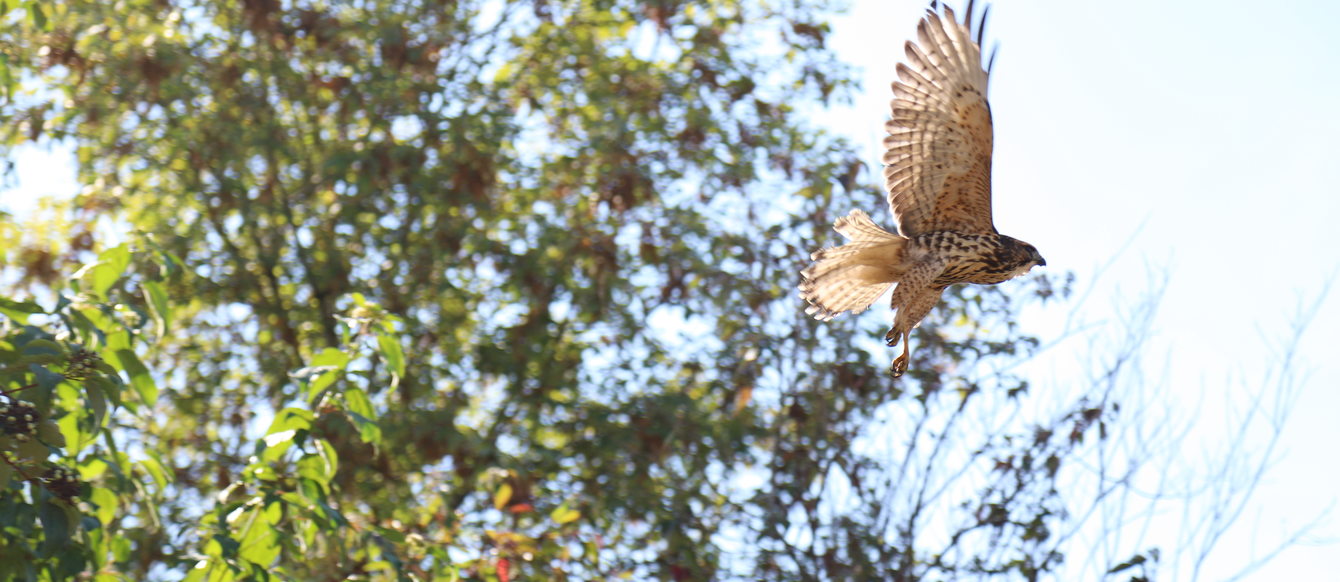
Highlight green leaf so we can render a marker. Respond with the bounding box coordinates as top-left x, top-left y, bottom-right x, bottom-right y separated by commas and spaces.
21, 338, 65, 357
77, 244, 133, 300
295, 478, 326, 509
372, 526, 406, 544
310, 348, 349, 368
375, 331, 405, 381
37, 499, 71, 555
143, 280, 172, 337
237, 503, 281, 566
0, 53, 11, 101
57, 408, 85, 454
16, 436, 49, 461
263, 429, 298, 448
260, 429, 297, 462
36, 419, 65, 447
266, 408, 314, 434
307, 369, 341, 402
350, 413, 382, 446
344, 387, 374, 418
85, 373, 119, 416
108, 348, 156, 407
0, 297, 44, 324
84, 374, 109, 428
299, 349, 348, 401
343, 387, 382, 444
297, 452, 333, 485
139, 453, 172, 490
89, 486, 118, 526
314, 438, 338, 481
27, 0, 49, 31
